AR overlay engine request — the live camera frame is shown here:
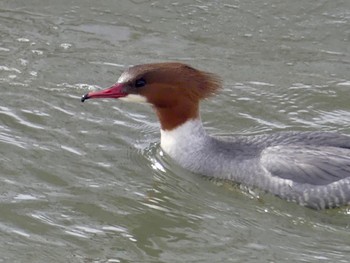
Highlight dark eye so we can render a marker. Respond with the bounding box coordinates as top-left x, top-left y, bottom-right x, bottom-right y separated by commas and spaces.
135, 78, 146, 88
